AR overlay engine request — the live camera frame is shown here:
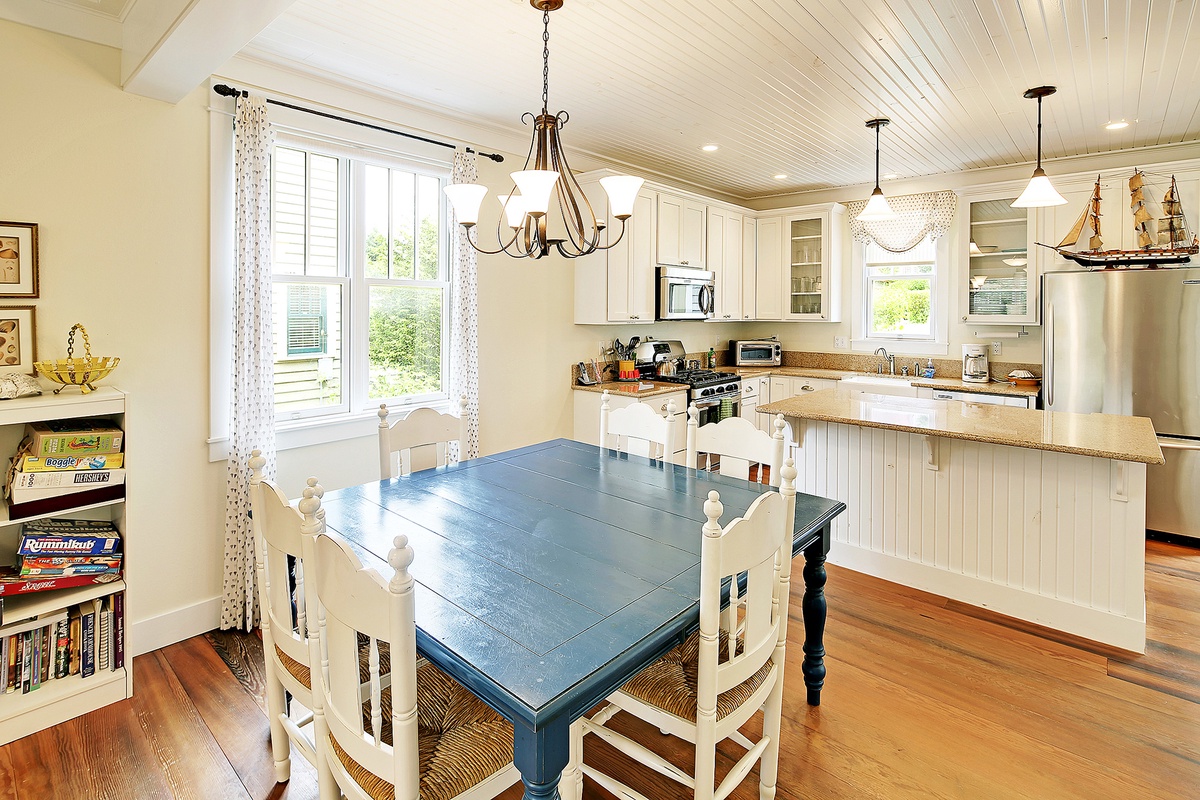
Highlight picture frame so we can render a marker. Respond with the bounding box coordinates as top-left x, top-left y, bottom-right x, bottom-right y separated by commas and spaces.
0, 221, 39, 298
0, 306, 37, 375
